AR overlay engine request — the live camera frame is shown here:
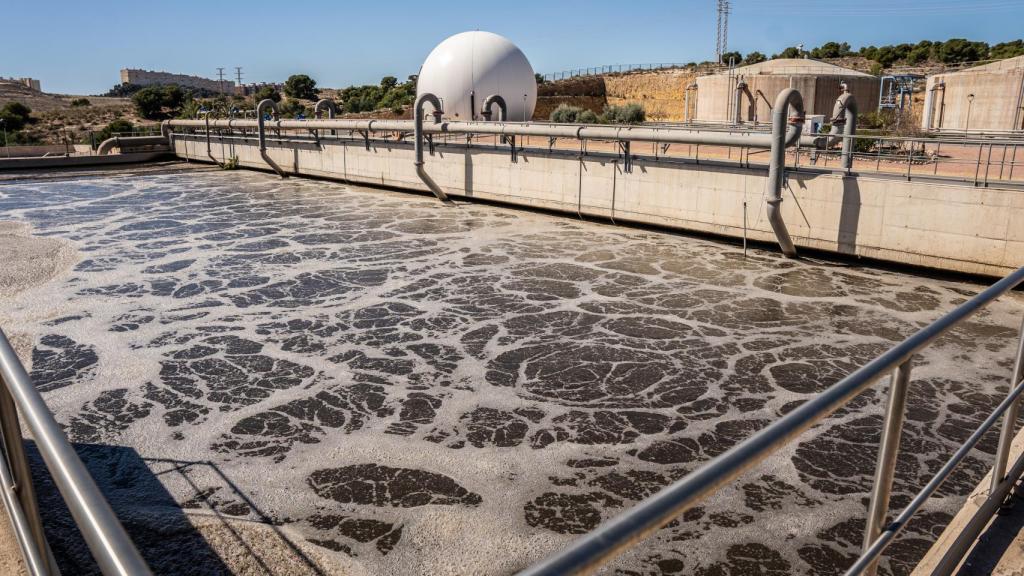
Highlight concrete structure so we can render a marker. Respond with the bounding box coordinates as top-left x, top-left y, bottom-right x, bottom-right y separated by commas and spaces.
170, 130, 1024, 277
695, 59, 880, 125
120, 69, 232, 93
417, 31, 537, 122
922, 55, 1024, 132
2, 78, 40, 91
